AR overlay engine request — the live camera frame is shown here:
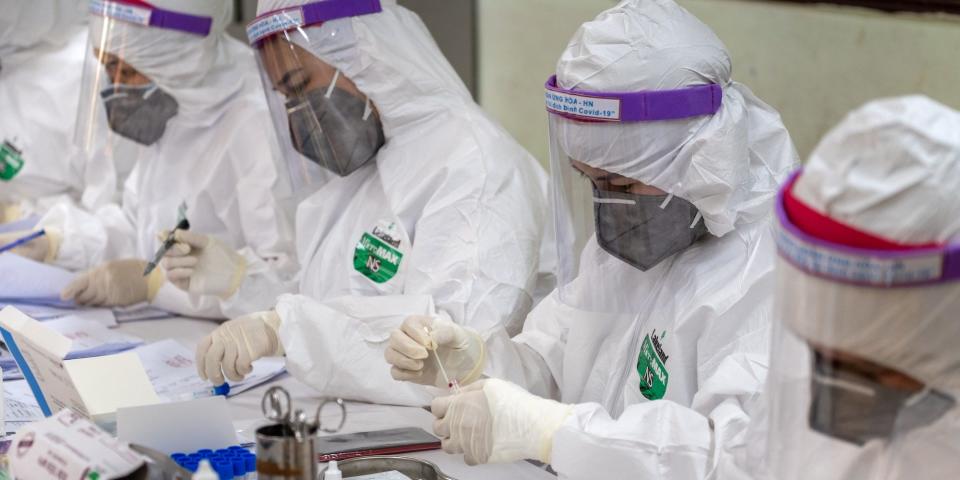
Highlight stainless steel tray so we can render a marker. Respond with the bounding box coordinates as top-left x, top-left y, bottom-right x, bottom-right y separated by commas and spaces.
335, 455, 457, 480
